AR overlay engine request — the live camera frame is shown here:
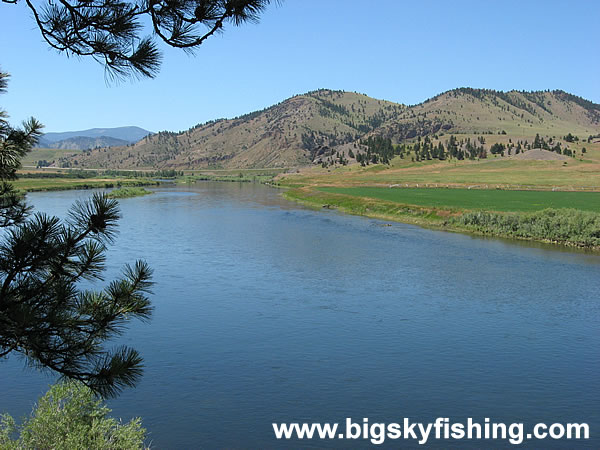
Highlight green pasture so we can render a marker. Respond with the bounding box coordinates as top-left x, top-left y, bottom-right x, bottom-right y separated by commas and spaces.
13, 177, 158, 192
318, 187, 600, 212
